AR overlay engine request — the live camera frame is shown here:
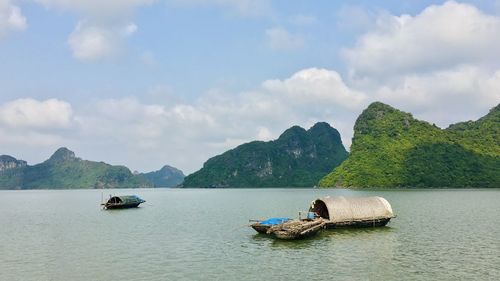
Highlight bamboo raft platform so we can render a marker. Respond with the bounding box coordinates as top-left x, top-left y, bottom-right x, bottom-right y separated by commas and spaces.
266, 218, 326, 240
